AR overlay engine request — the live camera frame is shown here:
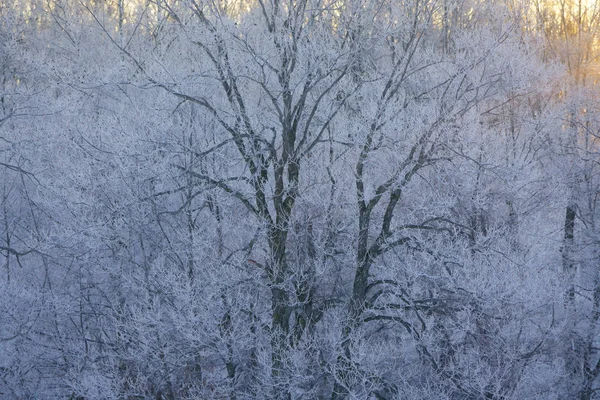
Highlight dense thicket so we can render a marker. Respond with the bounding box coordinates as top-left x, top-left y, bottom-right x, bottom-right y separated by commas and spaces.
2, 0, 600, 399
